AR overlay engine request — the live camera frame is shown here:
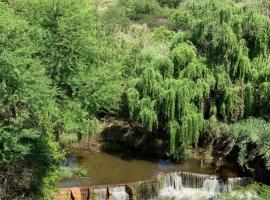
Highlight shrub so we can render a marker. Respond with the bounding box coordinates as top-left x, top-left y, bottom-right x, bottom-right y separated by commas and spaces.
153, 26, 175, 41
120, 0, 160, 20
169, 9, 194, 31
101, 3, 130, 32
228, 118, 270, 171
157, 0, 182, 8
